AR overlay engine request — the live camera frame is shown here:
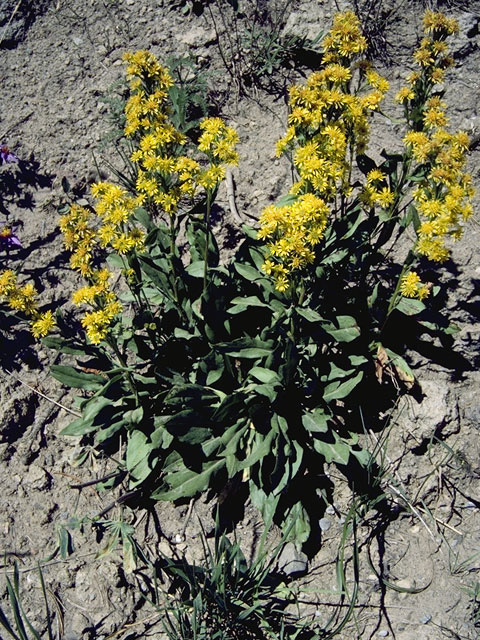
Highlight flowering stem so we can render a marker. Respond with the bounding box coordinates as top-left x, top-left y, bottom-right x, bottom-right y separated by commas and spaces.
385, 250, 416, 320
202, 189, 212, 299
107, 337, 139, 405
169, 214, 180, 307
